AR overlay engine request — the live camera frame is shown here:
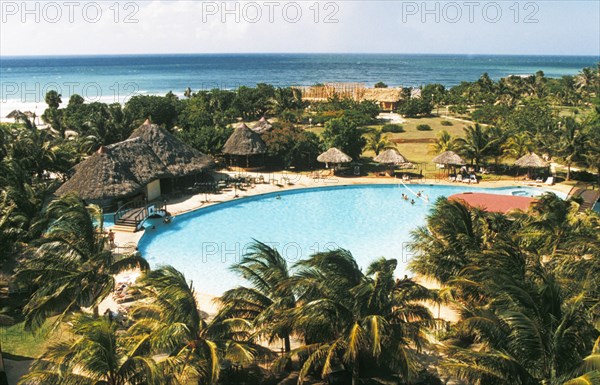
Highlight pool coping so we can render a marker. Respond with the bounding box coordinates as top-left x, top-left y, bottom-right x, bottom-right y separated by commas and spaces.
111, 174, 570, 252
